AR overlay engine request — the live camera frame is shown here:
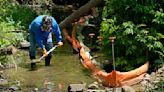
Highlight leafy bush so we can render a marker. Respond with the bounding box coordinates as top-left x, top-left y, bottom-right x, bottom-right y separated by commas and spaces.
1, 0, 37, 29
100, 0, 164, 71
0, 19, 24, 48
0, 0, 38, 48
